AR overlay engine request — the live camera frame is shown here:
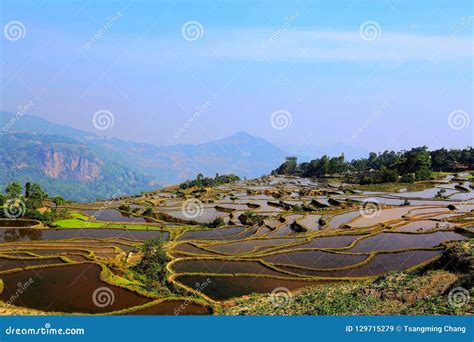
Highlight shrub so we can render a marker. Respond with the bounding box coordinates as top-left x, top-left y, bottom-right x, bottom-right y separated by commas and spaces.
400, 174, 415, 183
118, 204, 131, 212
207, 217, 225, 228
133, 238, 168, 290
